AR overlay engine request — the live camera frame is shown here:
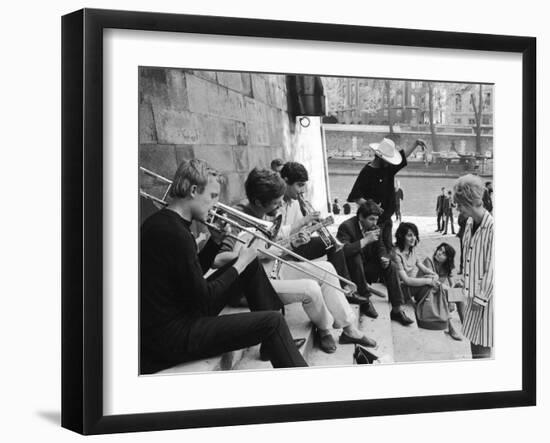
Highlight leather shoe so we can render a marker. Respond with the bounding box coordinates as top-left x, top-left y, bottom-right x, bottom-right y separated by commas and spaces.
339, 332, 377, 348
360, 301, 379, 318
260, 338, 306, 361
318, 332, 337, 353
346, 293, 369, 304
390, 309, 414, 326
